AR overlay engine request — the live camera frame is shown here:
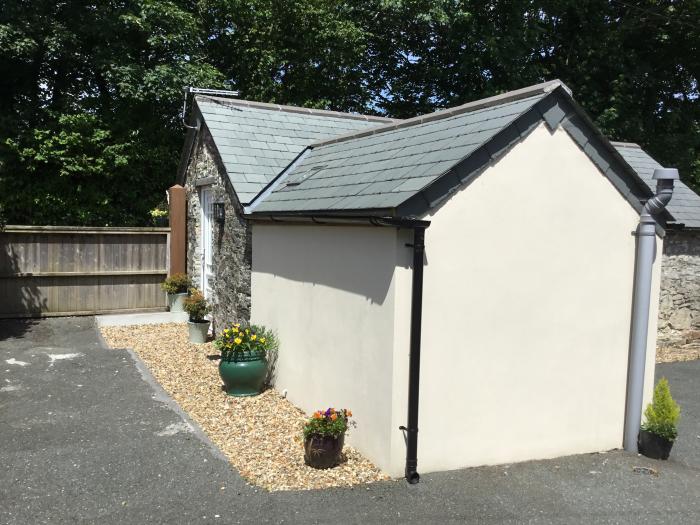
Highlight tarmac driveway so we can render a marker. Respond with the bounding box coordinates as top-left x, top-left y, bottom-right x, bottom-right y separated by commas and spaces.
1, 317, 699, 524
